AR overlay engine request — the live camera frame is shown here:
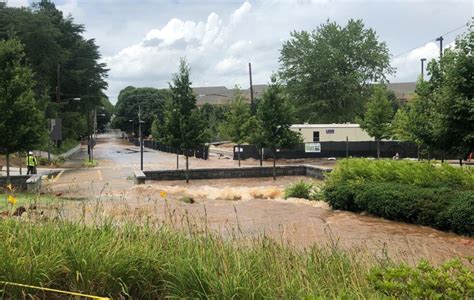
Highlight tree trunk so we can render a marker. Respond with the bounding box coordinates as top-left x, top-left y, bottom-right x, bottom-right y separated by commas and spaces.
272, 148, 276, 180
417, 145, 421, 161
185, 155, 189, 184
176, 153, 179, 169
260, 148, 263, 167
237, 144, 241, 167
459, 158, 463, 166
6, 153, 10, 184
376, 139, 380, 159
